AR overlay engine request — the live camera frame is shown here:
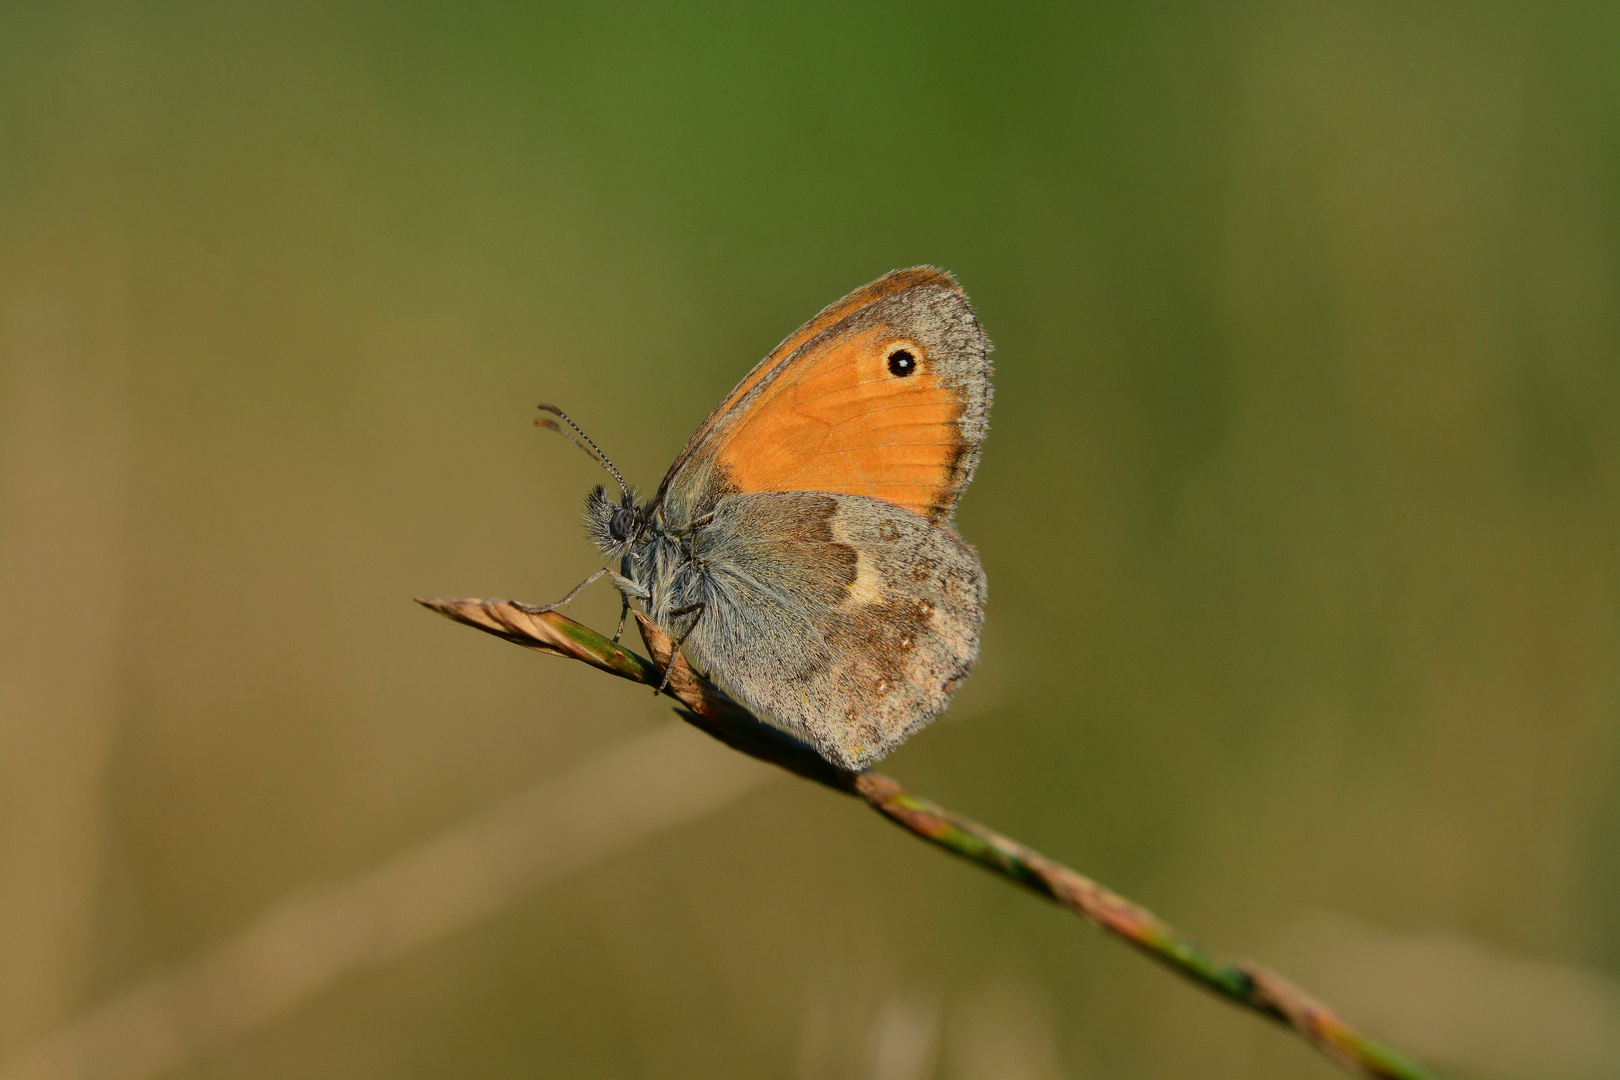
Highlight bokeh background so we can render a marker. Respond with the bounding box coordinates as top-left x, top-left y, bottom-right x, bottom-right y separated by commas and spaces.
3, 3, 1618, 1079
